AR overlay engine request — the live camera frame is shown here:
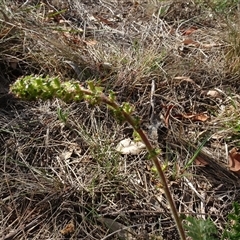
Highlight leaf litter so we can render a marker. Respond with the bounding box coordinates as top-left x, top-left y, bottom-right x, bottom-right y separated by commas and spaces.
0, 0, 240, 239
